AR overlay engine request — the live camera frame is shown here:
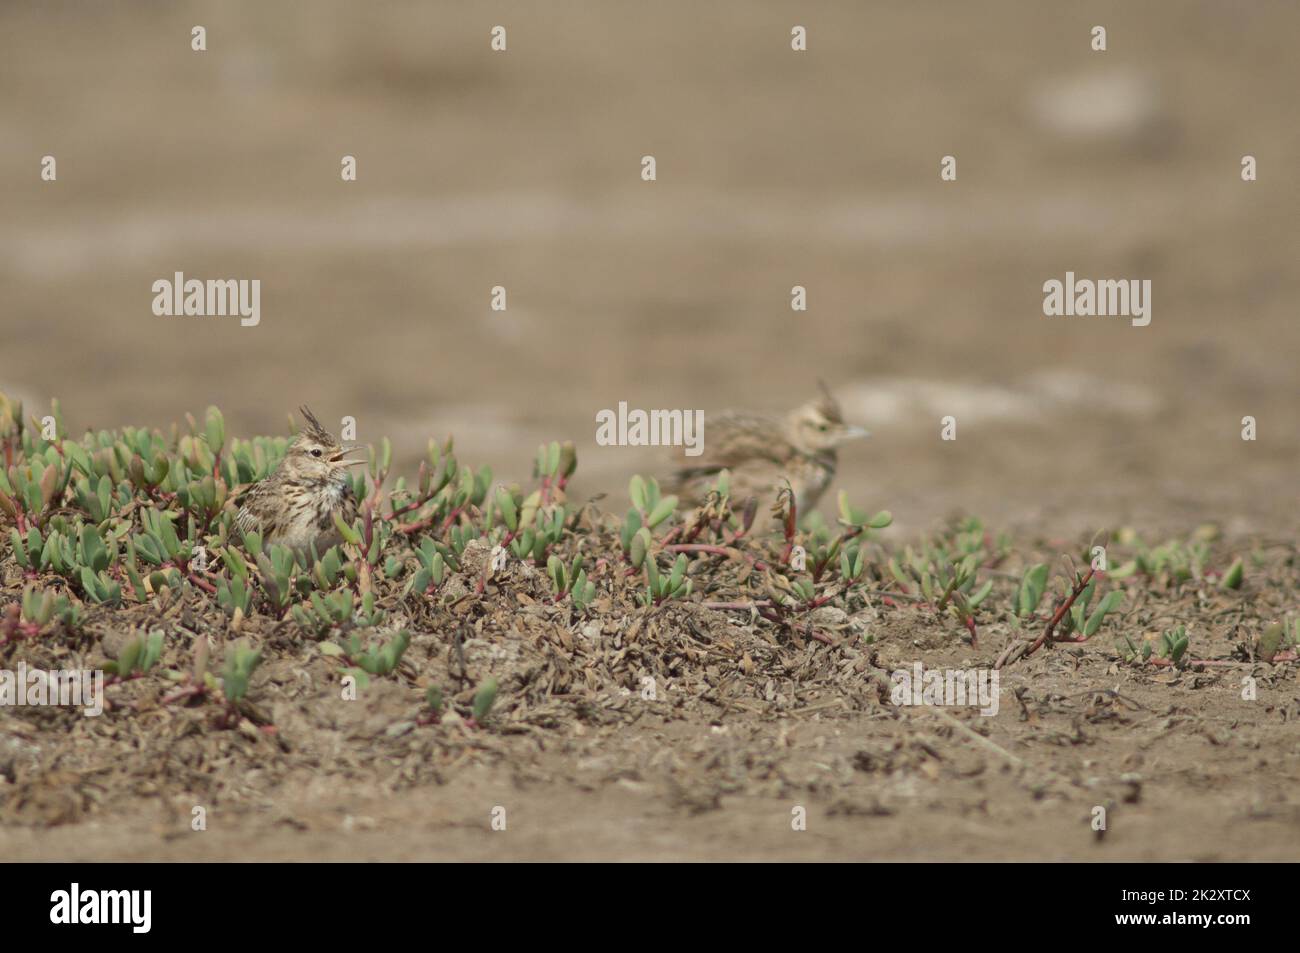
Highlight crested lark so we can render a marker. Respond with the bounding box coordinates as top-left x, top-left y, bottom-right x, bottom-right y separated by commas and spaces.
232, 407, 364, 552
667, 384, 868, 516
